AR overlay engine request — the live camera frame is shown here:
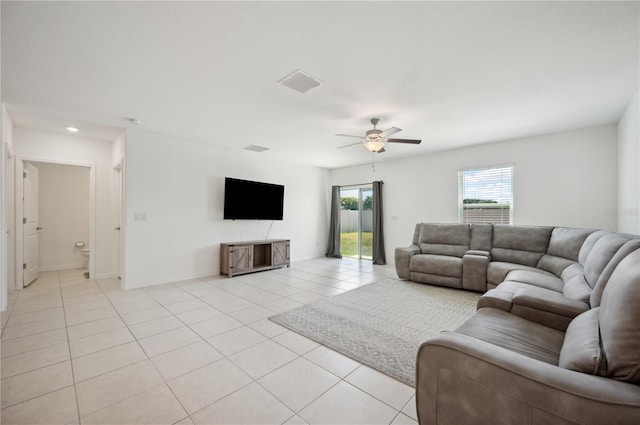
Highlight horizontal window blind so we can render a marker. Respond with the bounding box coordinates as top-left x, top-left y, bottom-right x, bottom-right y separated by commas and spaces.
458, 165, 513, 224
